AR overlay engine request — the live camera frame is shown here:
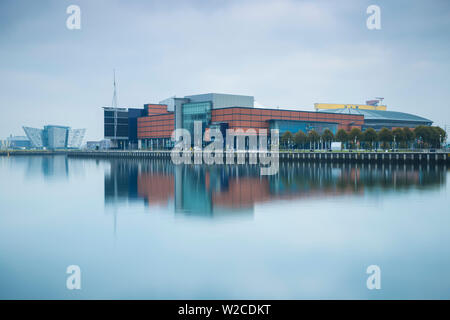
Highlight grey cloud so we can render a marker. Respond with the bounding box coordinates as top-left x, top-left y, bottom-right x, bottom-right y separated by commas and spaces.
0, 0, 449, 140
